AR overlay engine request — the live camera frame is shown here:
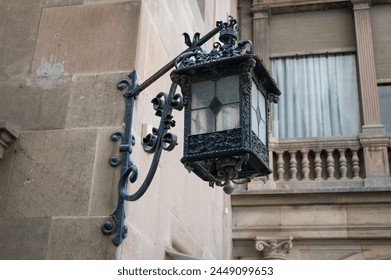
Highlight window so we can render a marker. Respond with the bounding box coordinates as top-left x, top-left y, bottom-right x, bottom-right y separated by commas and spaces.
272, 53, 360, 138
378, 84, 391, 133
